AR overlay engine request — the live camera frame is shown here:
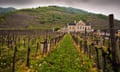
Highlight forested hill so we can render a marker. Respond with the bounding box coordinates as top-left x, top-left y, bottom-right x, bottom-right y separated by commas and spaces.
0, 6, 120, 30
